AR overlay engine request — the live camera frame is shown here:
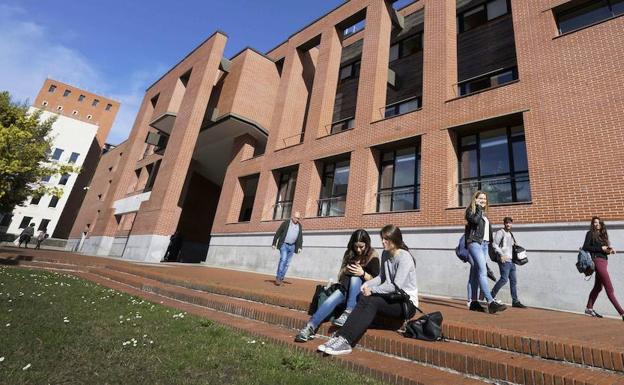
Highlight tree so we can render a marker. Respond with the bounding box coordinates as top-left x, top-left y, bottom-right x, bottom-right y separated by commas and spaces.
0, 91, 77, 214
